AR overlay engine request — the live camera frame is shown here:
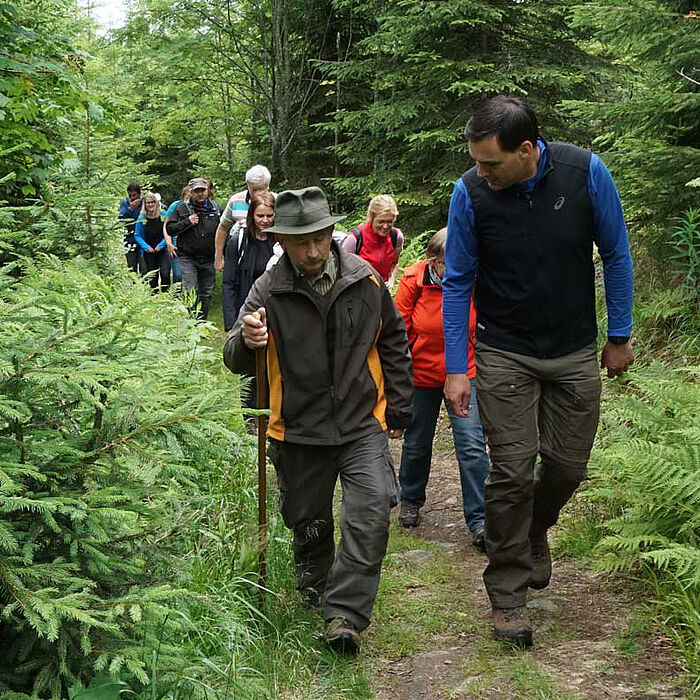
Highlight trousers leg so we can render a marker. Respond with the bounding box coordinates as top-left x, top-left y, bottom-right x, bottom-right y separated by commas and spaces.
476, 342, 540, 609
532, 343, 601, 538
530, 456, 587, 539
197, 260, 216, 319
267, 441, 337, 593
398, 386, 443, 508
158, 250, 171, 292
446, 377, 490, 532
142, 251, 159, 289
324, 431, 395, 631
